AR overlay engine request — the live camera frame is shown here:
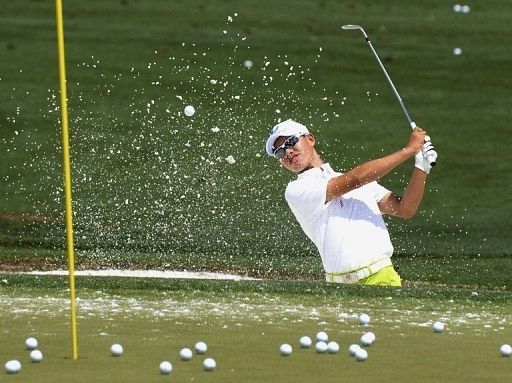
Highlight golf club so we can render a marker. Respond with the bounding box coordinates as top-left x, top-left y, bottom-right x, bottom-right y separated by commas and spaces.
342, 24, 436, 166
